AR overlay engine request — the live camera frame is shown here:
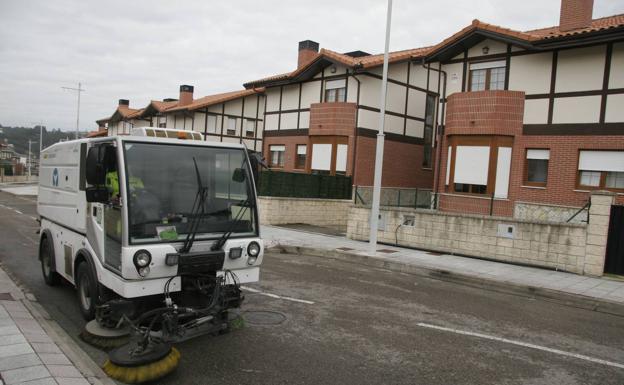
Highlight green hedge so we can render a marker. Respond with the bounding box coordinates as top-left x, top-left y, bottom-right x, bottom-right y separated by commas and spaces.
258, 171, 352, 199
